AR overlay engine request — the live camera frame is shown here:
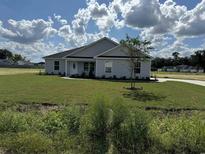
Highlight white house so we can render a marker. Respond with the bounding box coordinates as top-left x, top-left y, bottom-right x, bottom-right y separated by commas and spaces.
43, 37, 151, 79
